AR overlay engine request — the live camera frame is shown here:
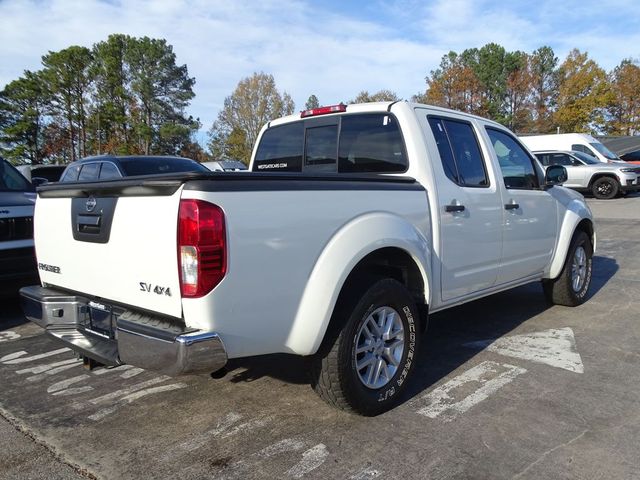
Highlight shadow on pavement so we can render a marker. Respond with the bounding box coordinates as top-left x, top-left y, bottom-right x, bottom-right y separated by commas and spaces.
220, 255, 619, 406
0, 295, 27, 330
